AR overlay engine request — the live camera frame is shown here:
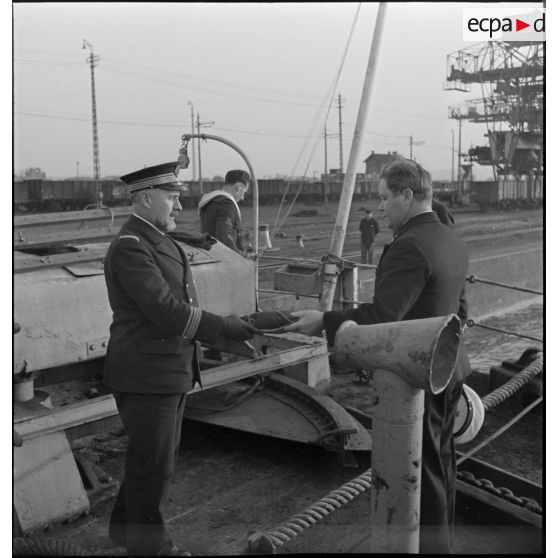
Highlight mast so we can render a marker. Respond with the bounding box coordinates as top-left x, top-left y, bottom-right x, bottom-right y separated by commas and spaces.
320, 3, 387, 311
